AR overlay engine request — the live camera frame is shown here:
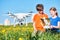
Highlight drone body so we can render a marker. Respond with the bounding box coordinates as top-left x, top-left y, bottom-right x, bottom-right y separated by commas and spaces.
7, 12, 32, 27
